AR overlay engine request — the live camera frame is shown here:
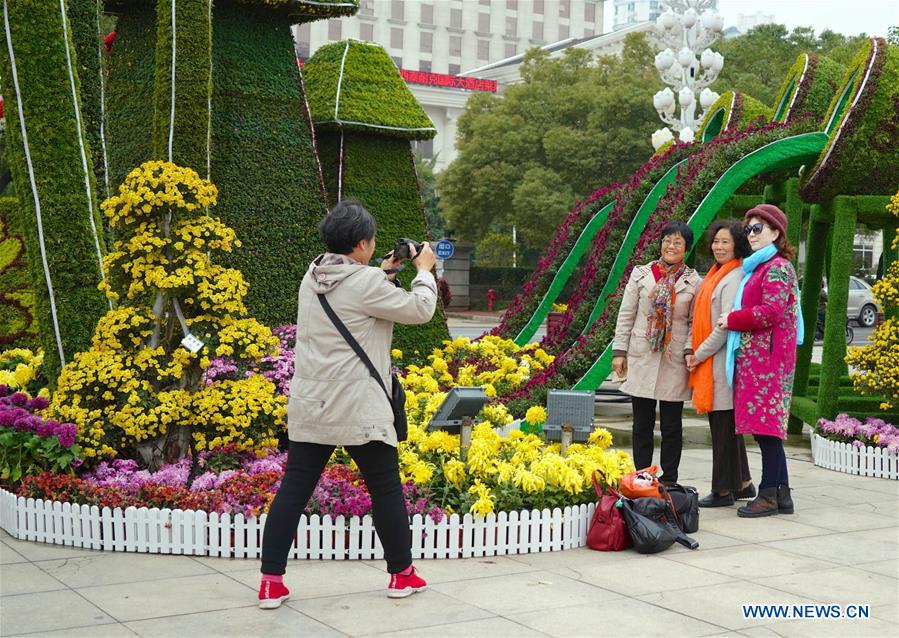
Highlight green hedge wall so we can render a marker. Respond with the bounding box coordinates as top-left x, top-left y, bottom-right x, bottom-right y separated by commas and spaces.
322, 133, 449, 358
0, 0, 107, 379
105, 3, 156, 189
67, 0, 108, 198
237, 0, 359, 22
210, 3, 328, 326
153, 0, 212, 173
772, 54, 846, 126
304, 40, 436, 140
800, 38, 899, 202
0, 197, 38, 351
